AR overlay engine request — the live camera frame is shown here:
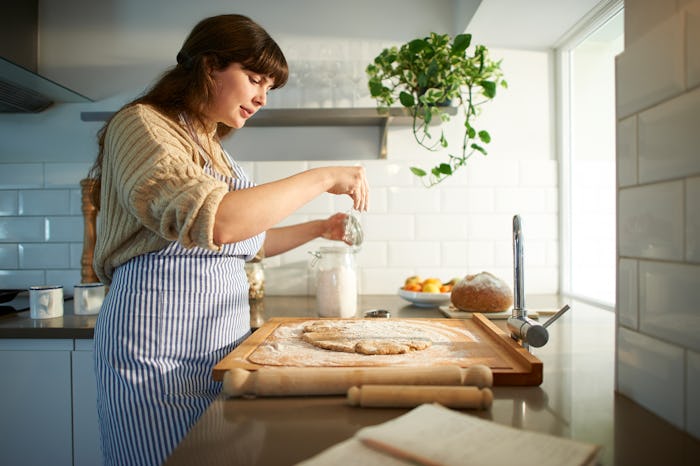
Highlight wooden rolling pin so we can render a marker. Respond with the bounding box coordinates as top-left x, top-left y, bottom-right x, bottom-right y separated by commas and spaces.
223, 365, 492, 398
347, 385, 493, 410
